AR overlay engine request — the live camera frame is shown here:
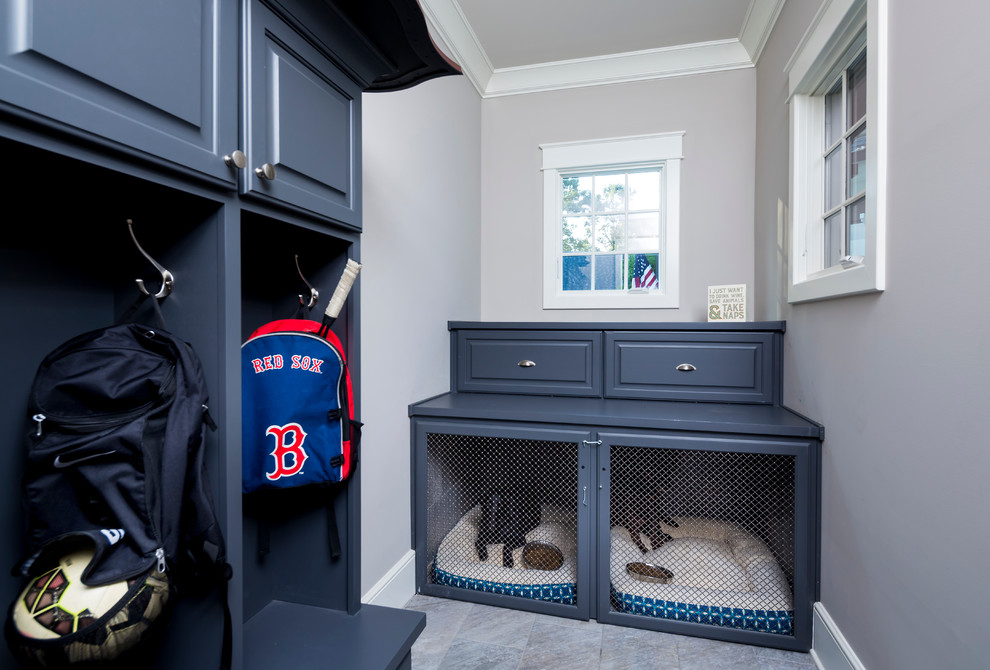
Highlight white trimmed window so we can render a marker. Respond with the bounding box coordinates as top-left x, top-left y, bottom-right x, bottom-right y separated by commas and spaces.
786, 0, 886, 303
541, 133, 682, 309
